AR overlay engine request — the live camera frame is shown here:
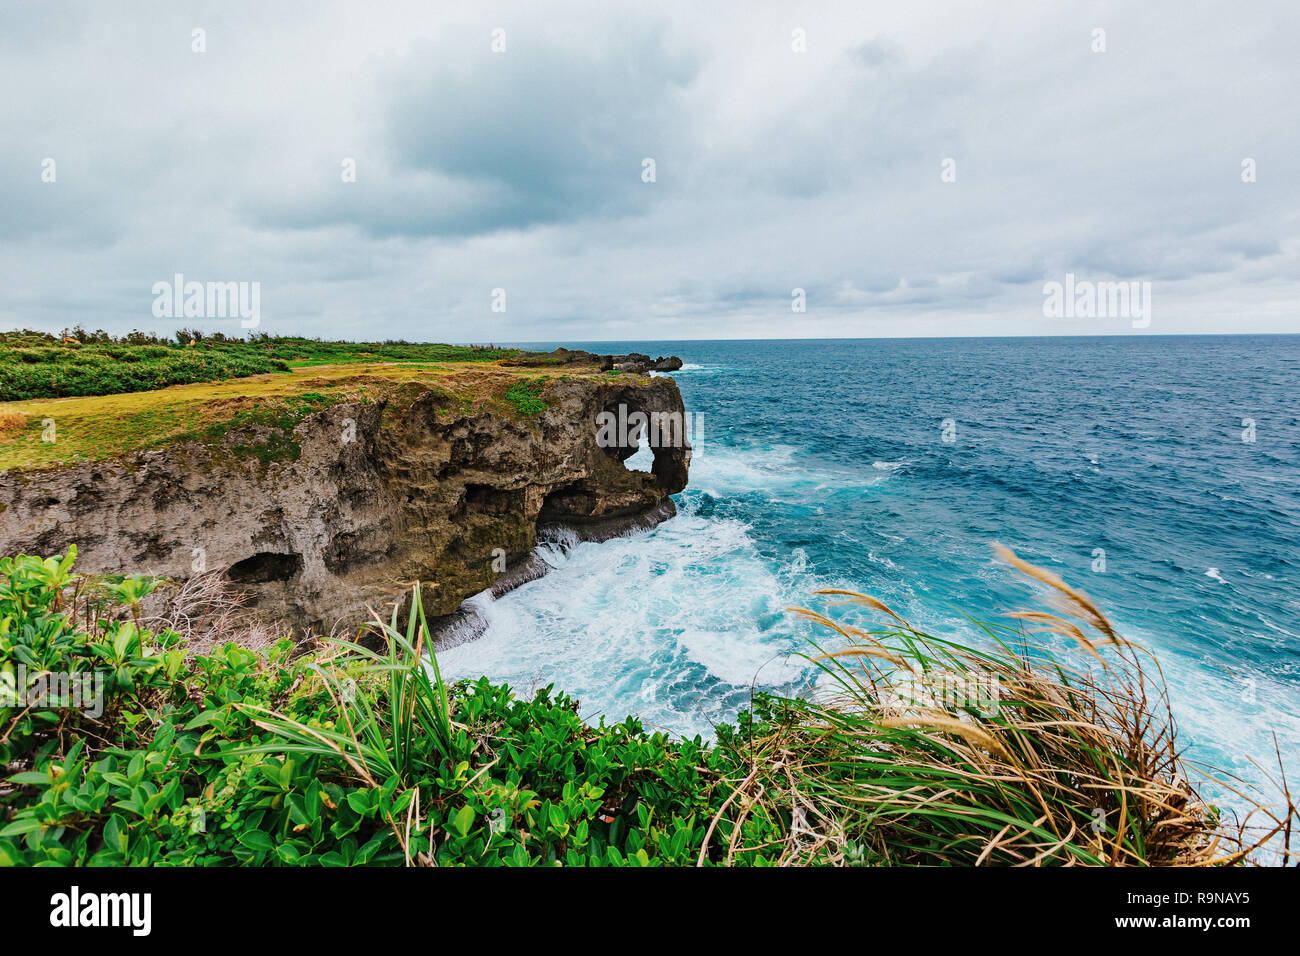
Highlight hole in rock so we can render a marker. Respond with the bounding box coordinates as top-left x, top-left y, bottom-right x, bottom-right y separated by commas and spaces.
227, 551, 302, 584
598, 400, 655, 473
624, 427, 654, 473
538, 483, 591, 523
464, 483, 523, 515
